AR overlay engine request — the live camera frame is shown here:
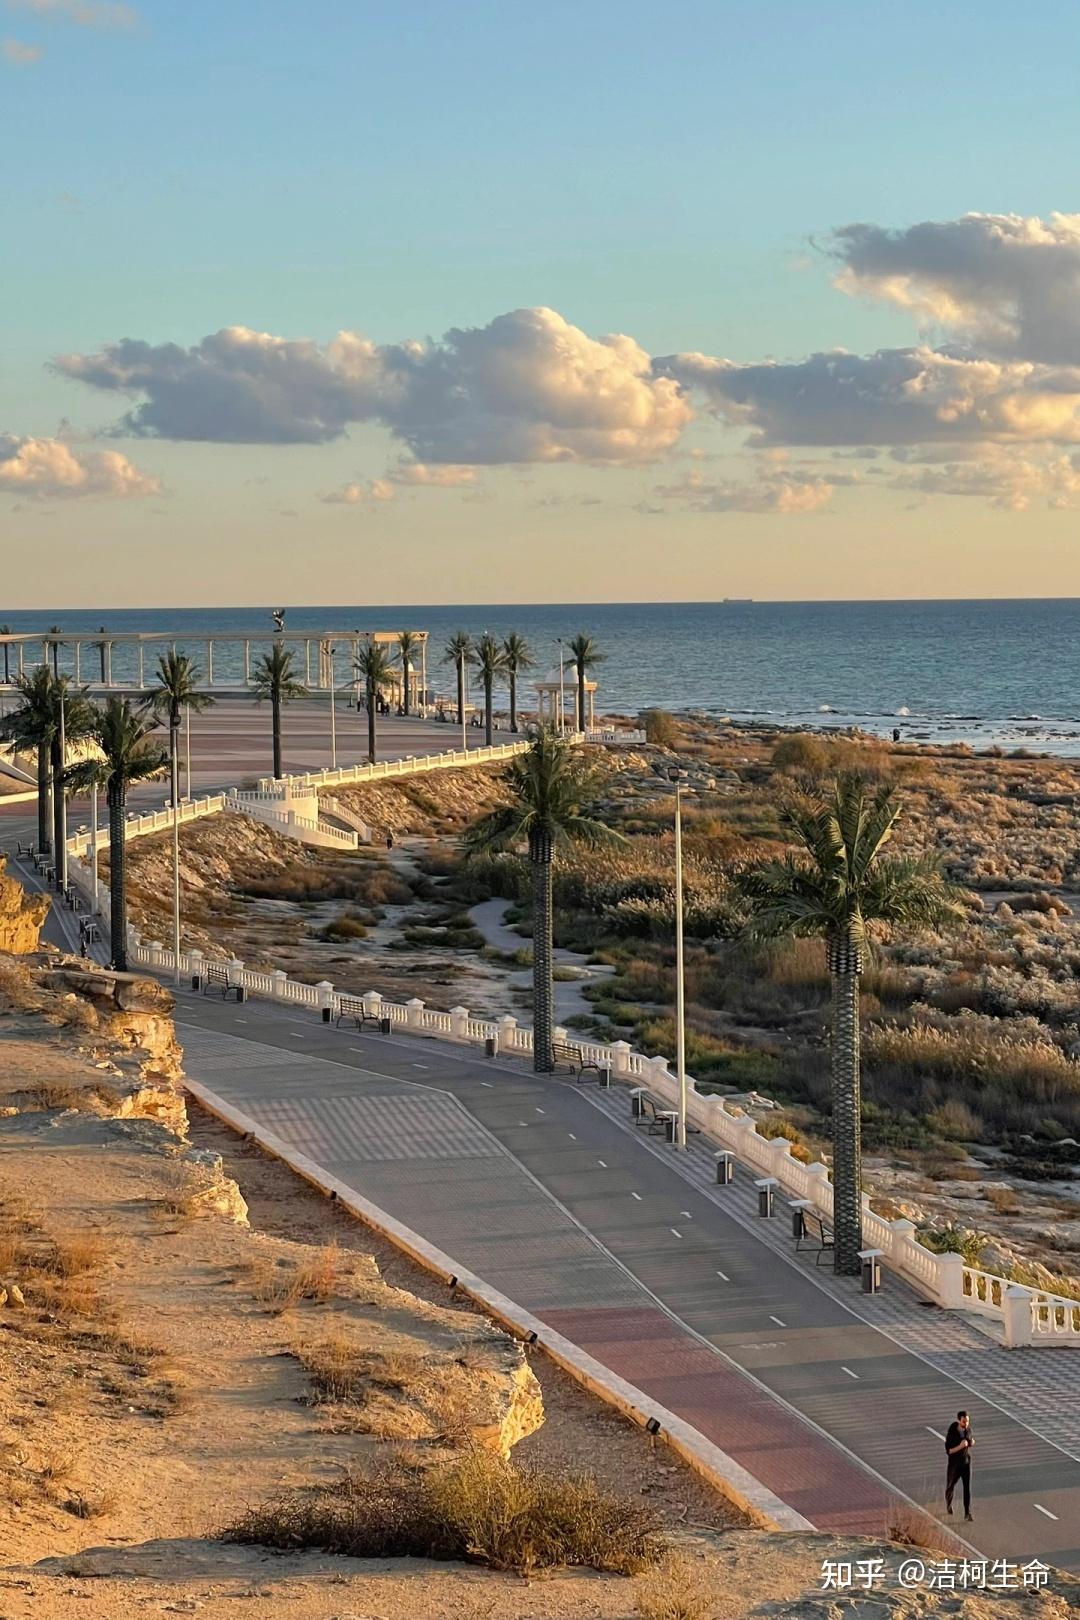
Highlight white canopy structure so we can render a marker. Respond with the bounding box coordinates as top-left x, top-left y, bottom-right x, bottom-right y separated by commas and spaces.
533, 665, 596, 729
